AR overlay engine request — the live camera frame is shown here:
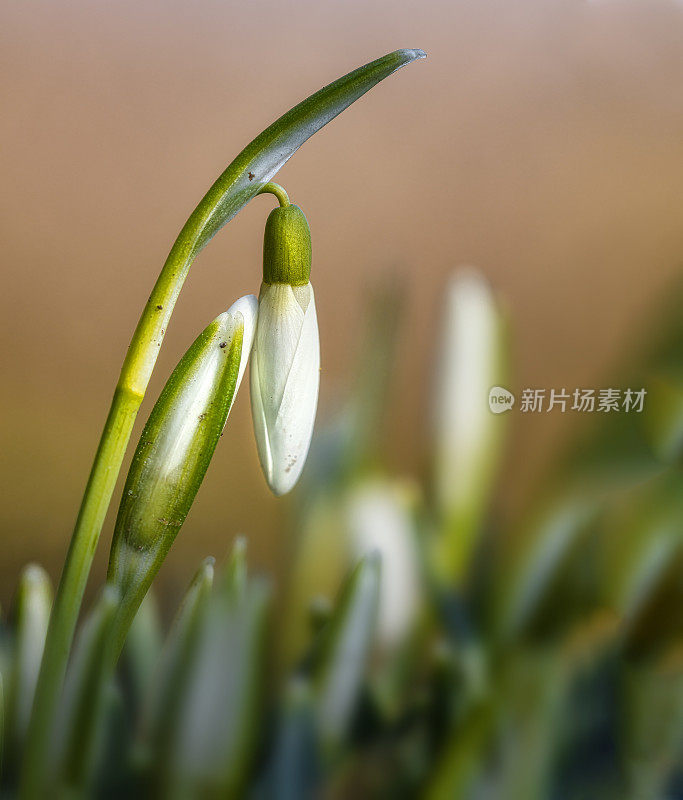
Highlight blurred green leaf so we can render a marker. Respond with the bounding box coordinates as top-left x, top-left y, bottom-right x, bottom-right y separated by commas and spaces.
620, 648, 683, 798
556, 277, 683, 485
160, 567, 270, 797
492, 494, 600, 642
121, 591, 163, 713
641, 373, 683, 465
56, 585, 119, 793
261, 678, 320, 800
313, 555, 381, 754
636, 275, 683, 468
139, 557, 214, 781
426, 701, 493, 800
495, 647, 586, 800
91, 683, 129, 800
599, 471, 683, 655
